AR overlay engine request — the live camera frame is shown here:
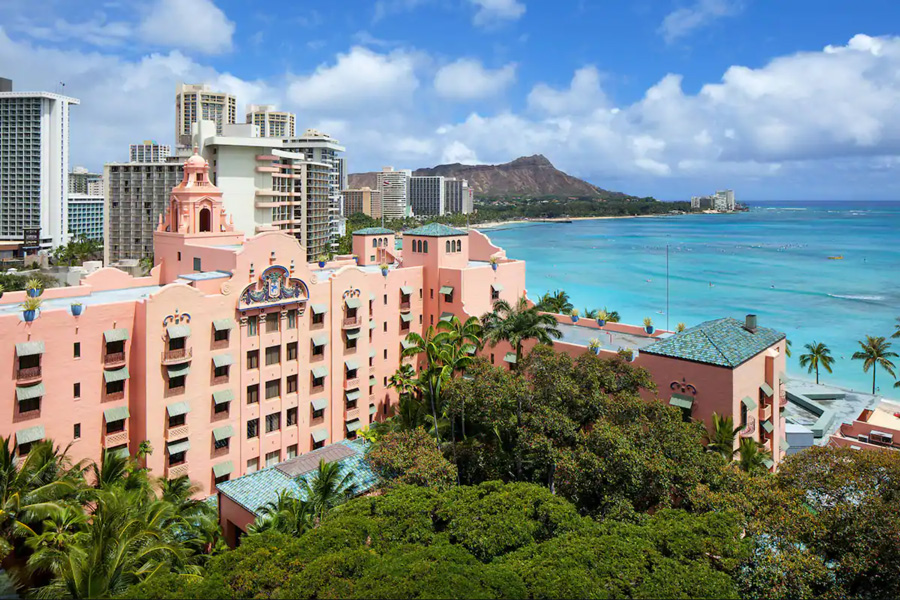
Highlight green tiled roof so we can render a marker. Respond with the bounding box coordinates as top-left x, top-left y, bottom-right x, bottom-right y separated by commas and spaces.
353, 227, 394, 235
404, 223, 466, 237
216, 440, 378, 516
642, 317, 785, 368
